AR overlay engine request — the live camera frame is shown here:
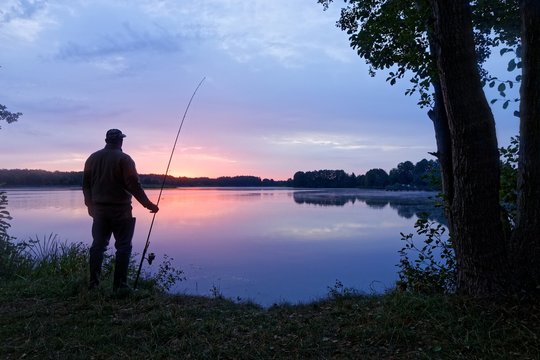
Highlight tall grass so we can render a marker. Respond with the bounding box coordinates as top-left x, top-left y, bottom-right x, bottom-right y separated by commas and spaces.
0, 230, 184, 297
